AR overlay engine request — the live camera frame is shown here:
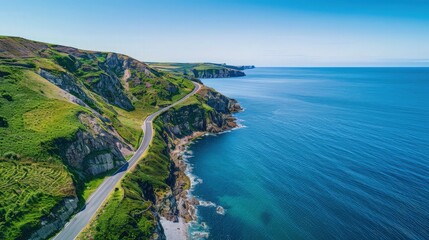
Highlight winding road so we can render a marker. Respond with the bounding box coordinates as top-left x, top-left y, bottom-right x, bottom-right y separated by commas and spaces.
53, 82, 201, 240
